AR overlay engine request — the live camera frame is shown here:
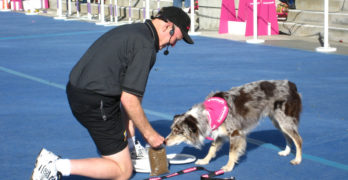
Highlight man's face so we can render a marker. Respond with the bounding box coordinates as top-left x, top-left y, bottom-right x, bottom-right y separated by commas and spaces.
169, 25, 183, 48
159, 24, 183, 50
